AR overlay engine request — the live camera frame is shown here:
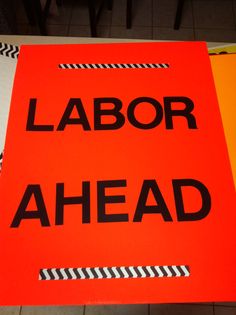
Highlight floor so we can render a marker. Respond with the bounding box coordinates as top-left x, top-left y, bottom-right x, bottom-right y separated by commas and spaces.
1, 0, 236, 314
15, 0, 236, 42
1, 302, 236, 315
